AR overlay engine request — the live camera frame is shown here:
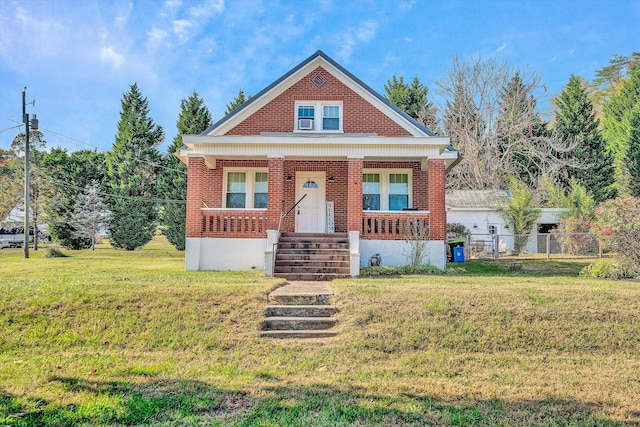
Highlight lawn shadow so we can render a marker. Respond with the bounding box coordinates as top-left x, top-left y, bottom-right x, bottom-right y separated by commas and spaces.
2, 379, 636, 426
